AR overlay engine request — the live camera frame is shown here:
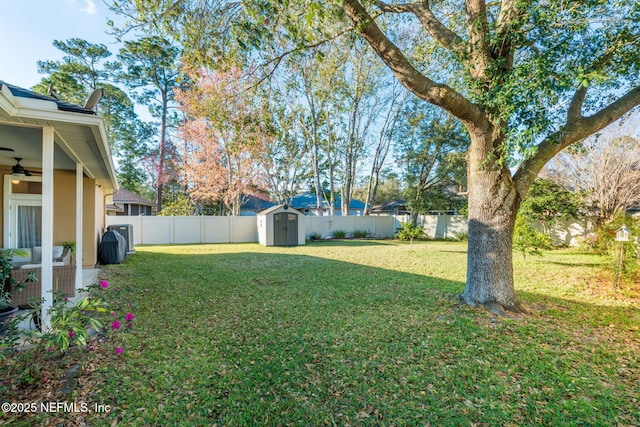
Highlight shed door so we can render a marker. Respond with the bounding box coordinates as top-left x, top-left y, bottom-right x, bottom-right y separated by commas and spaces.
274, 212, 298, 246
